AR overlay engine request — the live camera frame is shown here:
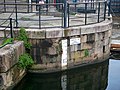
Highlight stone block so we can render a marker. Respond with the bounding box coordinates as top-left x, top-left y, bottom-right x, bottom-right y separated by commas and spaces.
81, 35, 87, 43
81, 25, 96, 35
94, 46, 103, 58
95, 32, 105, 41
86, 33, 95, 43
81, 42, 94, 50
46, 28, 63, 38
89, 49, 94, 56
71, 52, 75, 60
70, 44, 81, 52
103, 38, 110, 46
0, 41, 25, 73
108, 29, 112, 37
95, 40, 103, 48
104, 31, 109, 39
74, 51, 81, 60
29, 30, 46, 39
80, 50, 85, 58
64, 28, 81, 36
